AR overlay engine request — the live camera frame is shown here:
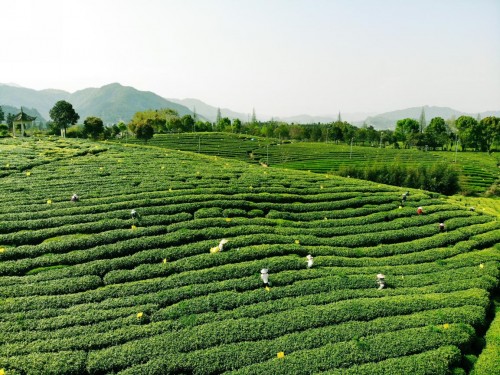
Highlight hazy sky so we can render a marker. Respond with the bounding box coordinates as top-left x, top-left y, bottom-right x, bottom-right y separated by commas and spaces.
2, 0, 499, 117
